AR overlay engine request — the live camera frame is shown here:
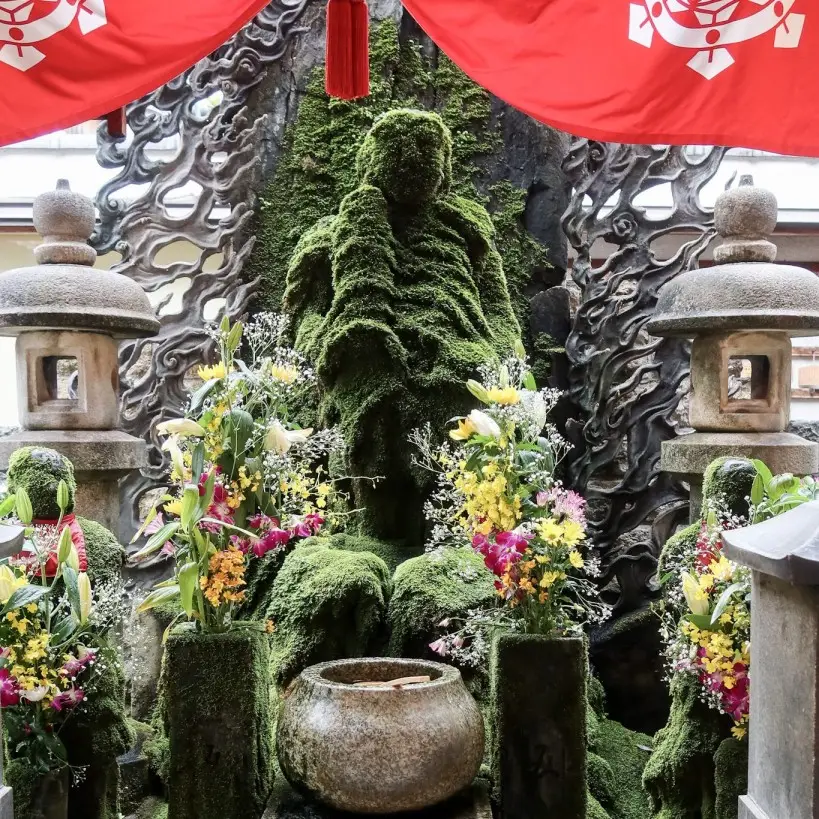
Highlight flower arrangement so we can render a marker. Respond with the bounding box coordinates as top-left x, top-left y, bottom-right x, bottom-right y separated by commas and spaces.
0, 483, 120, 775
661, 459, 819, 740
135, 314, 349, 633
413, 345, 609, 662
